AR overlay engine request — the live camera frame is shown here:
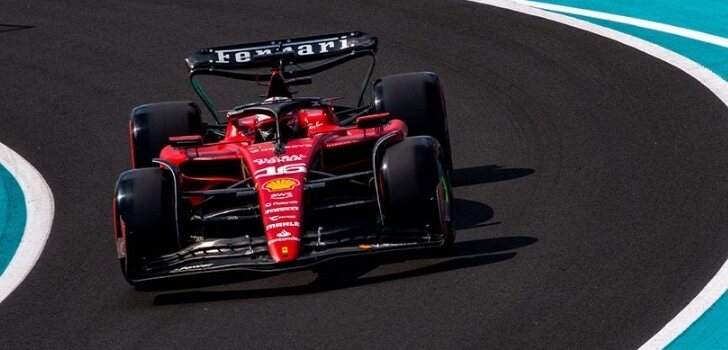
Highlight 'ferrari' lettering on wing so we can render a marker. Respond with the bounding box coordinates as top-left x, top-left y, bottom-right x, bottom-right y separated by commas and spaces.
213, 39, 353, 64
